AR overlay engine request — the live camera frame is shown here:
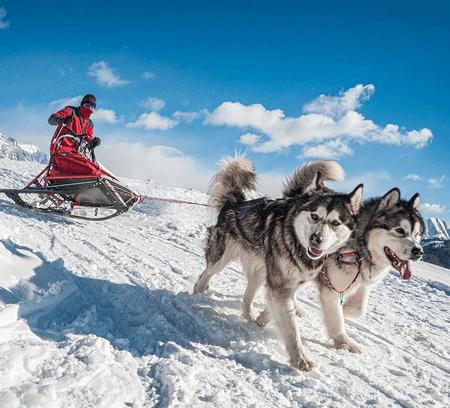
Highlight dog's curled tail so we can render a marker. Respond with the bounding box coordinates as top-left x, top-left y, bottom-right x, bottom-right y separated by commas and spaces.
282, 160, 345, 197
208, 155, 256, 209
